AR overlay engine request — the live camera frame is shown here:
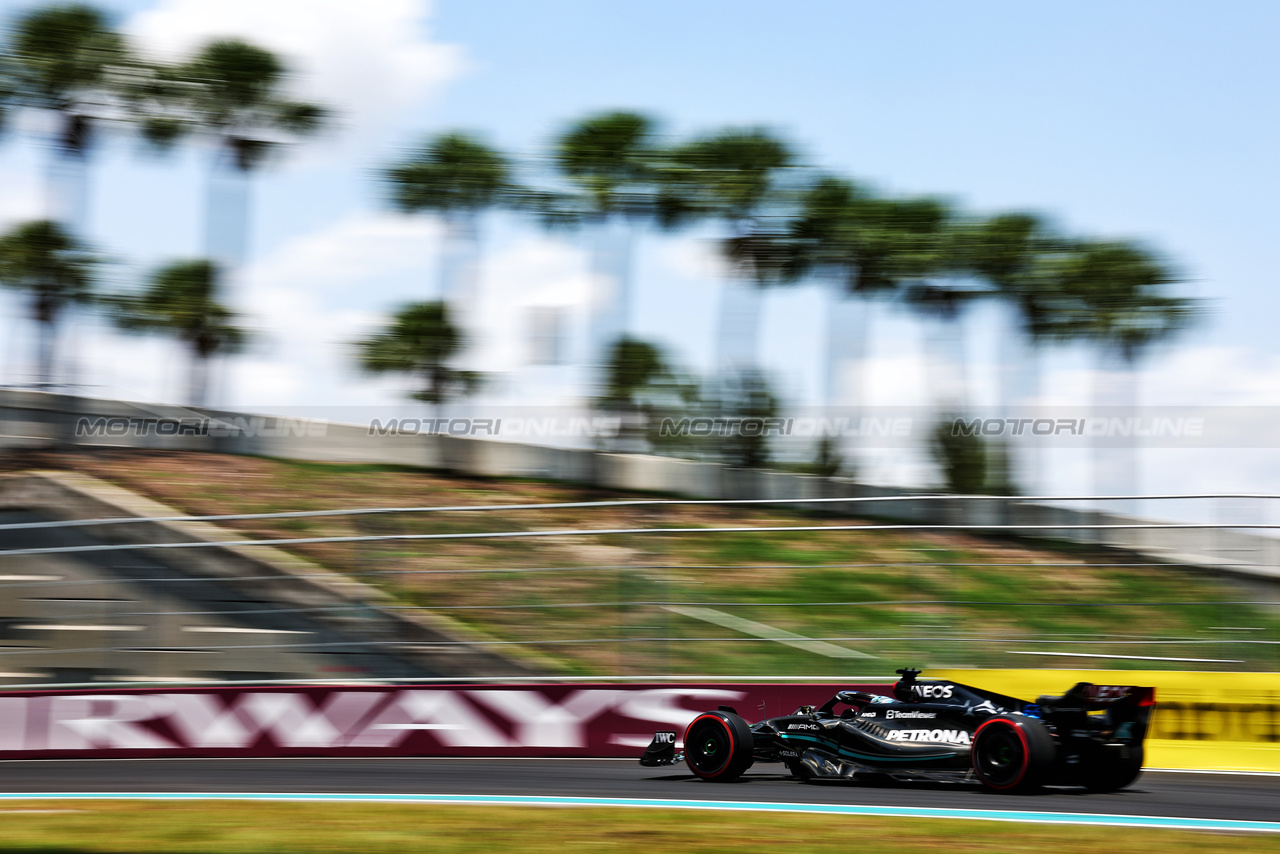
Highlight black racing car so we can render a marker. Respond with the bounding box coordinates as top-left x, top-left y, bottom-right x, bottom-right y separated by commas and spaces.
640, 669, 1155, 793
